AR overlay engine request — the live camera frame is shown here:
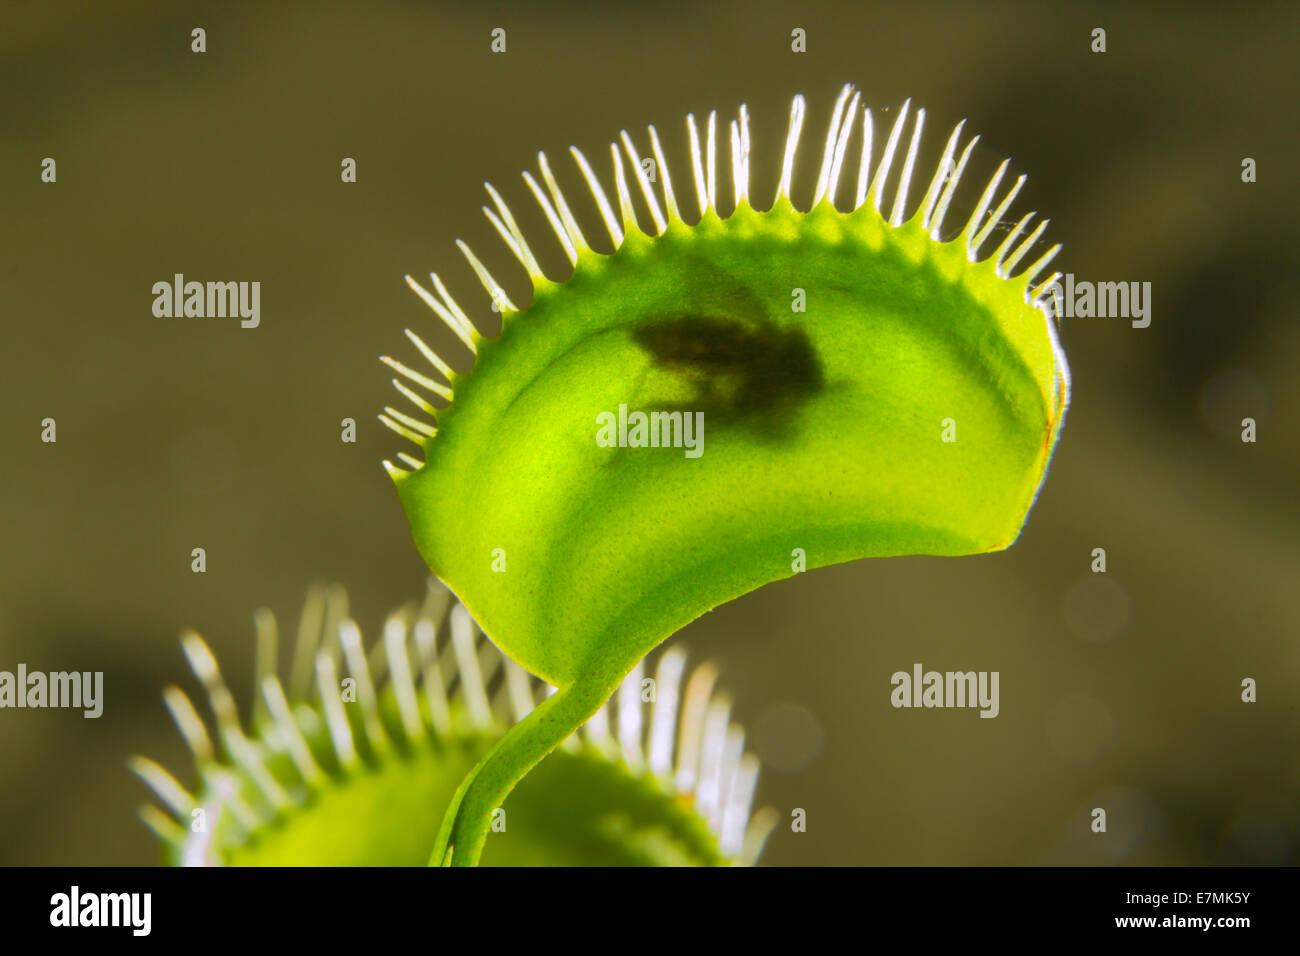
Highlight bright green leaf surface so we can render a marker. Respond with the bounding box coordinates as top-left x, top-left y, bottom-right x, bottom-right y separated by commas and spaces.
398, 202, 1063, 689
